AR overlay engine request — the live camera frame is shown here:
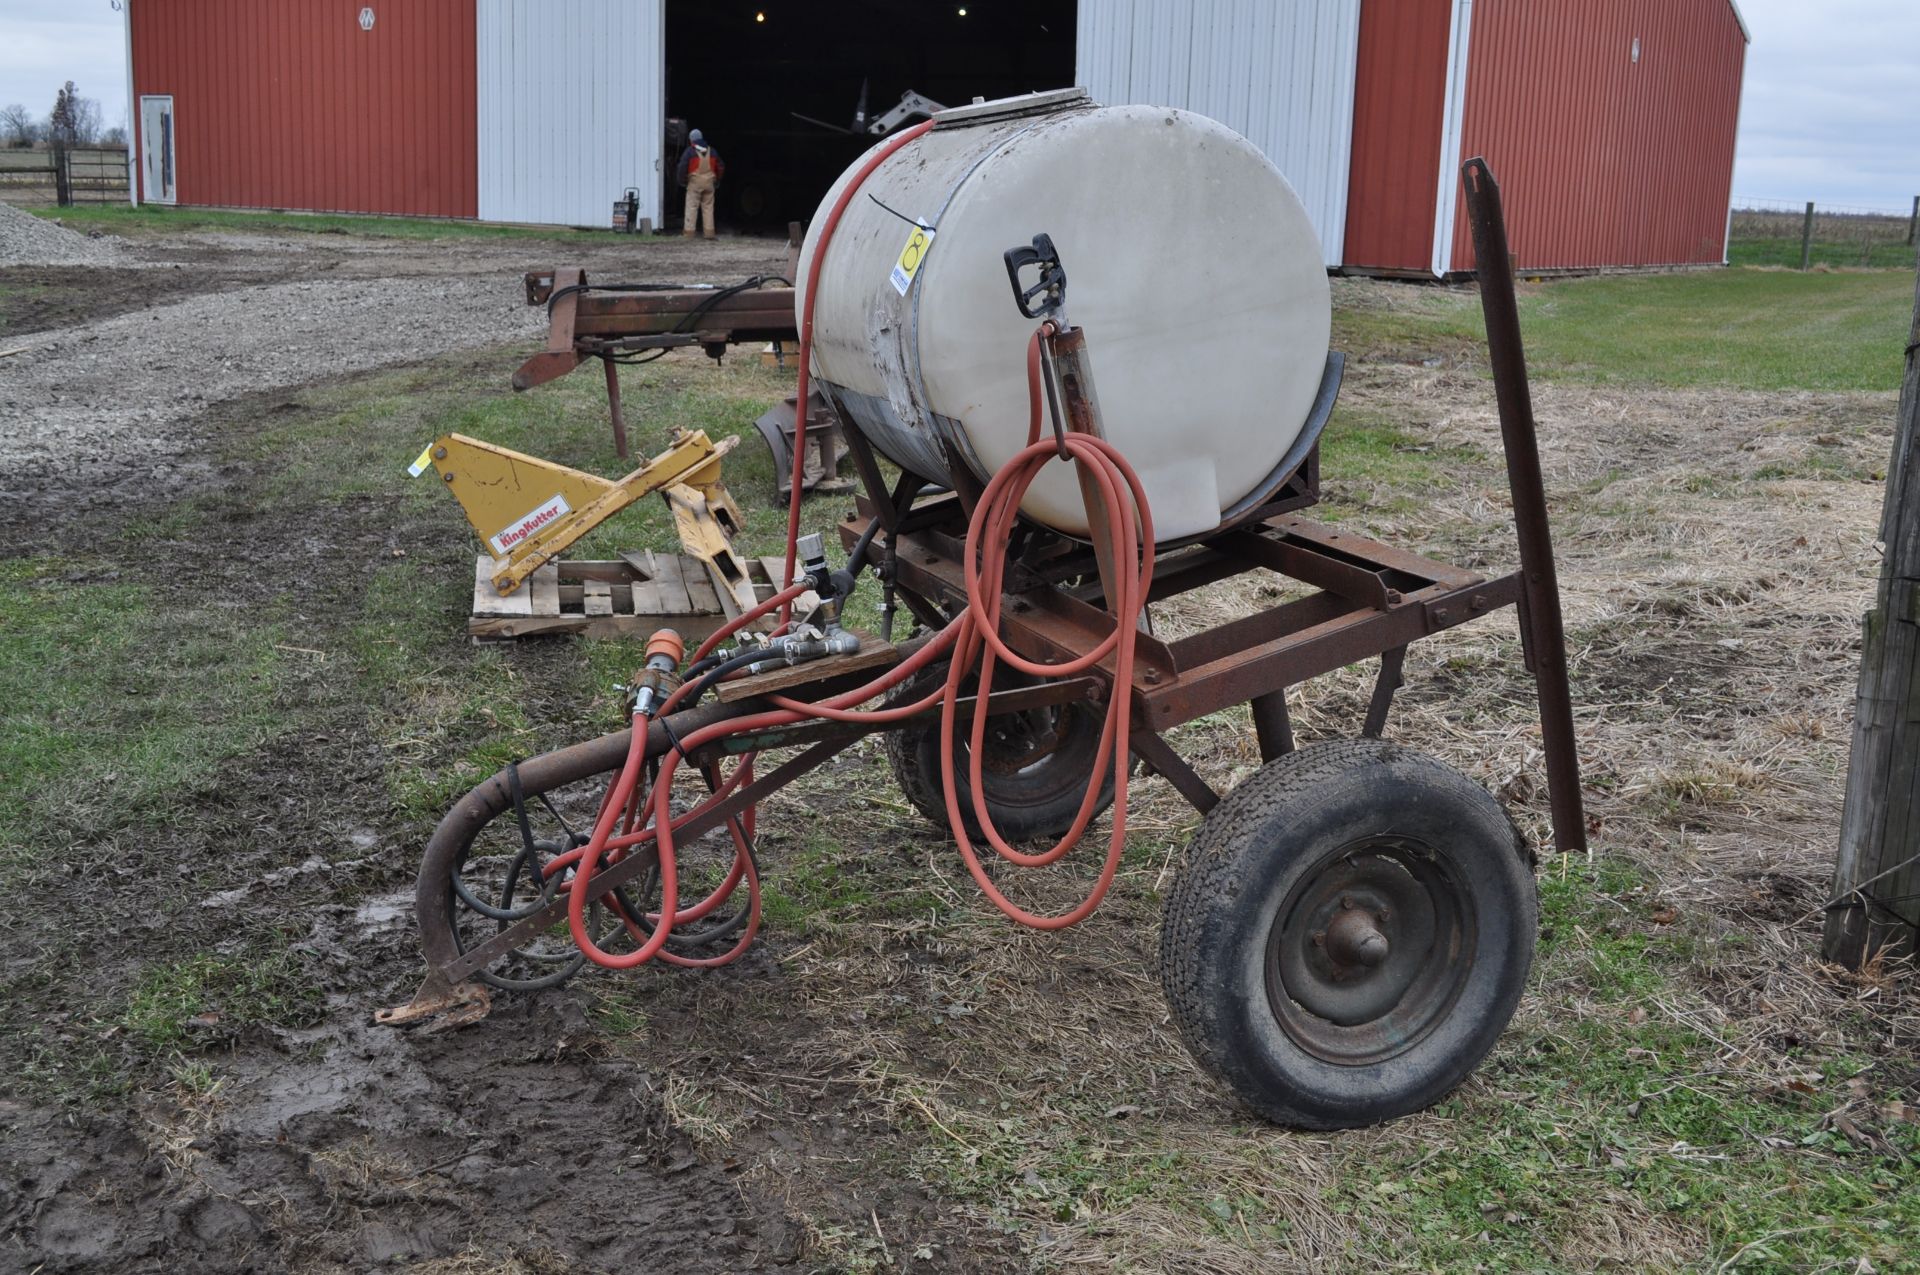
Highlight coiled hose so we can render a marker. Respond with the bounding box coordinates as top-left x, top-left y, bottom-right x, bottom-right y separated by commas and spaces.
544, 120, 1150, 971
